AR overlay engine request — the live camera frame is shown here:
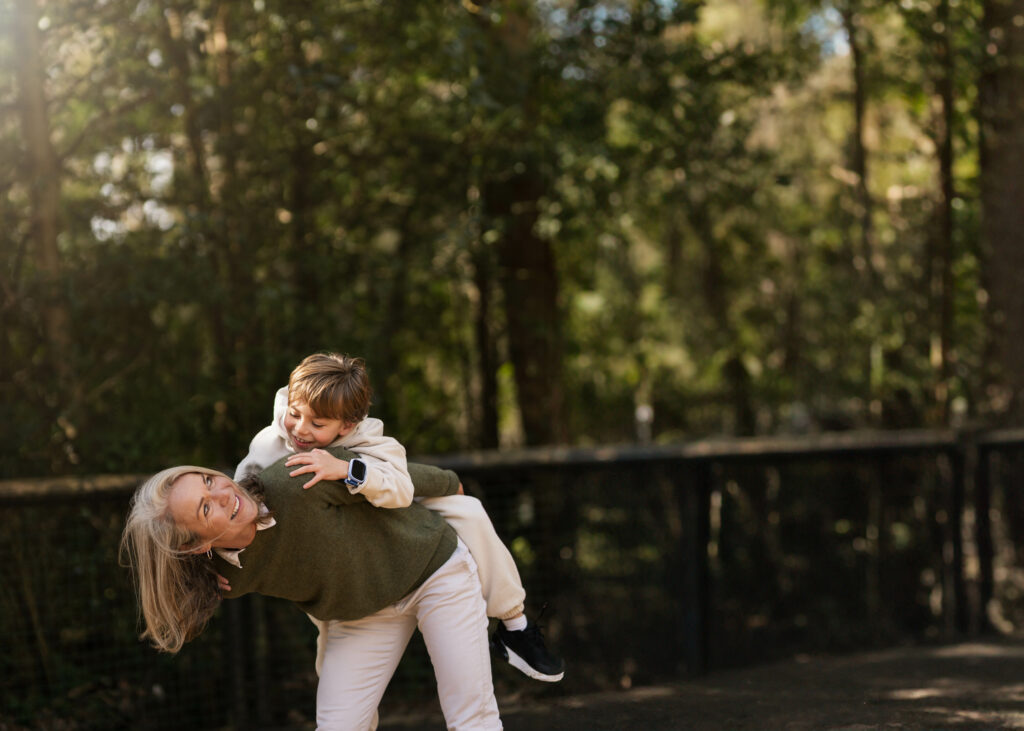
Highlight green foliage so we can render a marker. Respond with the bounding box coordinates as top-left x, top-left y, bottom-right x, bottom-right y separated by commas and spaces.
0, 0, 1005, 477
